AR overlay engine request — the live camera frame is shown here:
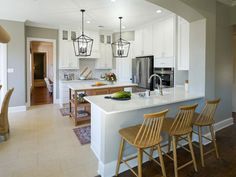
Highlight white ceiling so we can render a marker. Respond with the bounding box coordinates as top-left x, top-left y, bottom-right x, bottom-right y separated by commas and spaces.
217, 0, 236, 6
0, 0, 173, 31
